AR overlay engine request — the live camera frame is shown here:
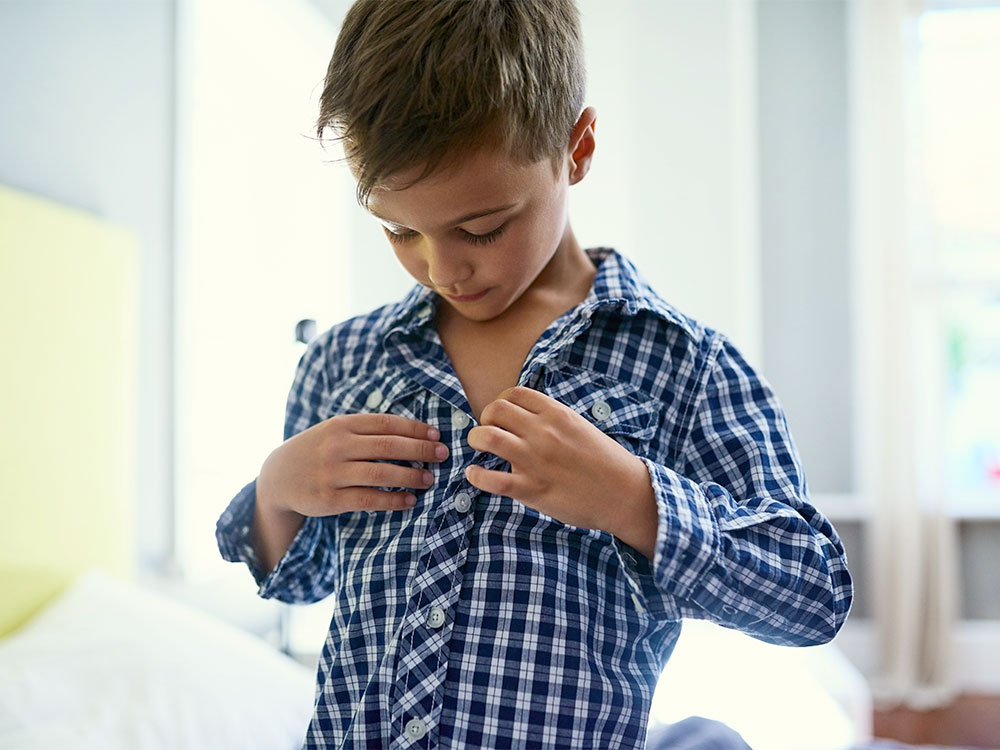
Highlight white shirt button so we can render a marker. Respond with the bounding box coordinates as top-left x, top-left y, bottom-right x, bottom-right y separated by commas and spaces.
365, 389, 384, 409
417, 303, 432, 318
454, 492, 472, 513
591, 399, 612, 421
451, 409, 470, 430
405, 718, 427, 740
427, 606, 446, 629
